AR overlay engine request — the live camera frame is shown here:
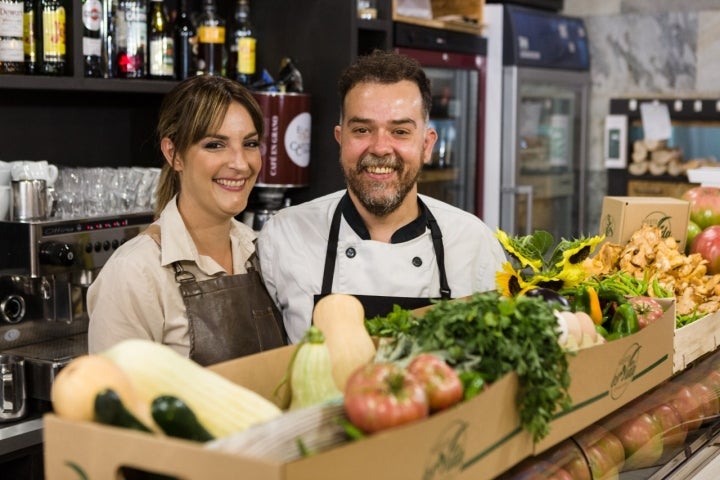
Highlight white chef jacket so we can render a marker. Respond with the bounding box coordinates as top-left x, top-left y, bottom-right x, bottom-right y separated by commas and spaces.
257, 190, 507, 343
